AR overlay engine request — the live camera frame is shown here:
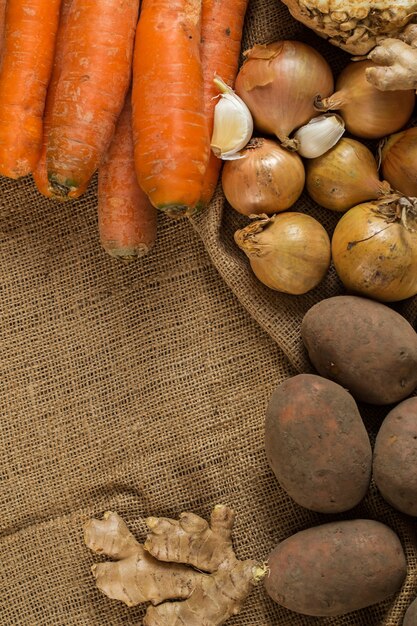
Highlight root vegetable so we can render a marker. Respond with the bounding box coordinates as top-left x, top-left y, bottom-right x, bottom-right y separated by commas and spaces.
84, 505, 266, 626
98, 92, 158, 262
265, 373, 372, 513
32, 0, 82, 199
279, 0, 417, 56
0, 0, 62, 179
265, 519, 407, 617
404, 597, 417, 625
373, 397, 417, 516
301, 295, 417, 405
132, 0, 211, 219
46, 0, 139, 200
367, 26, 417, 92
0, 1, 6, 61
199, 0, 250, 205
